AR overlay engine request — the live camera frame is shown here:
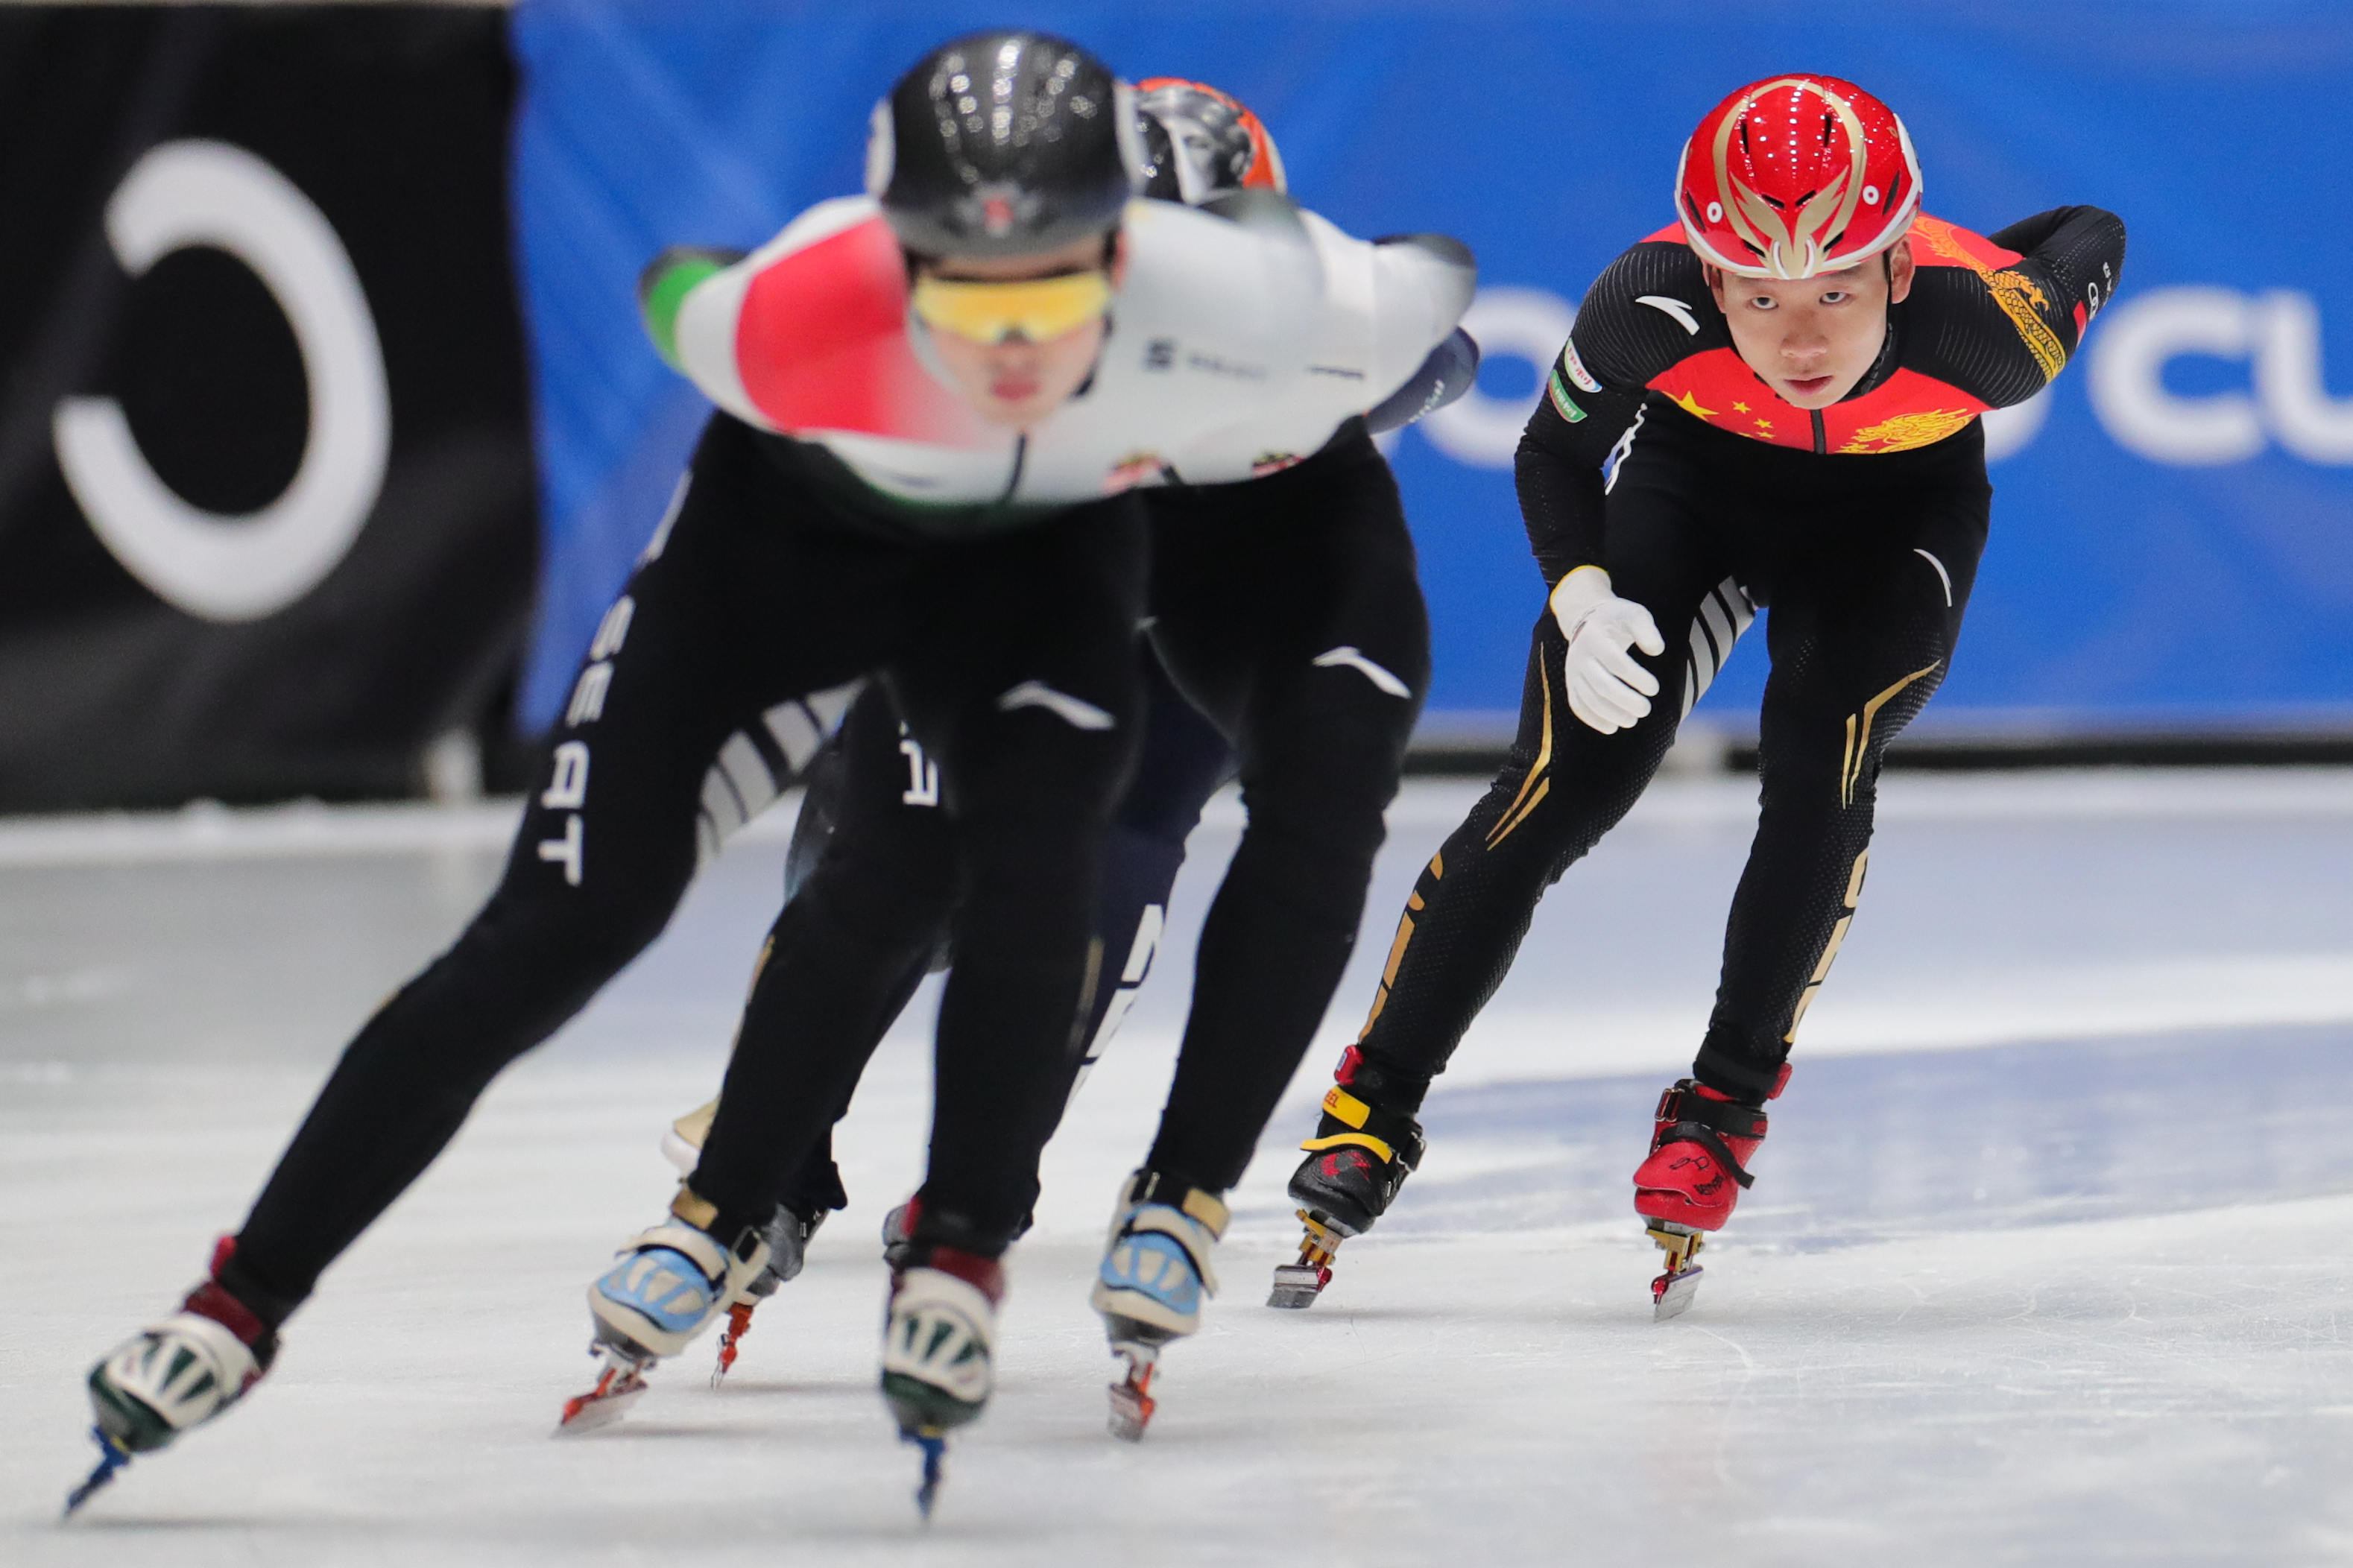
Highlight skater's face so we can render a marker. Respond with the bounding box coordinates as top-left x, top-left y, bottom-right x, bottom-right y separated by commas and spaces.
1707, 239, 1914, 410
915, 233, 1125, 429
